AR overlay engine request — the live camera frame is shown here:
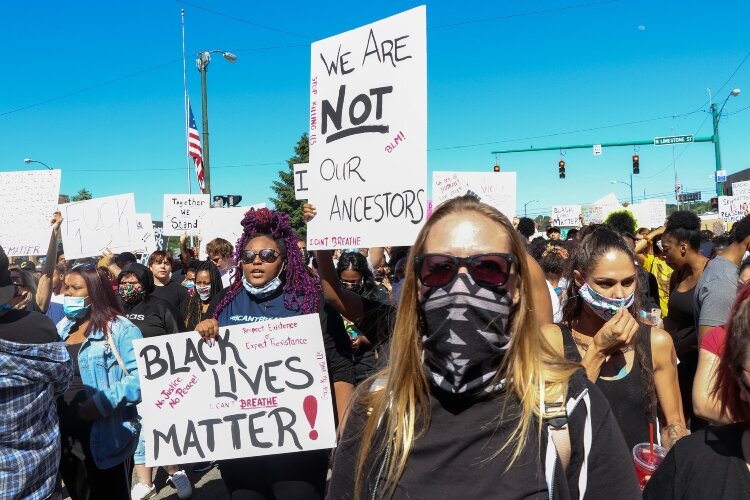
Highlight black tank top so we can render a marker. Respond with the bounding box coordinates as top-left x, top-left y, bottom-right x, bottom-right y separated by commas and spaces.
664, 283, 698, 357
560, 323, 654, 451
